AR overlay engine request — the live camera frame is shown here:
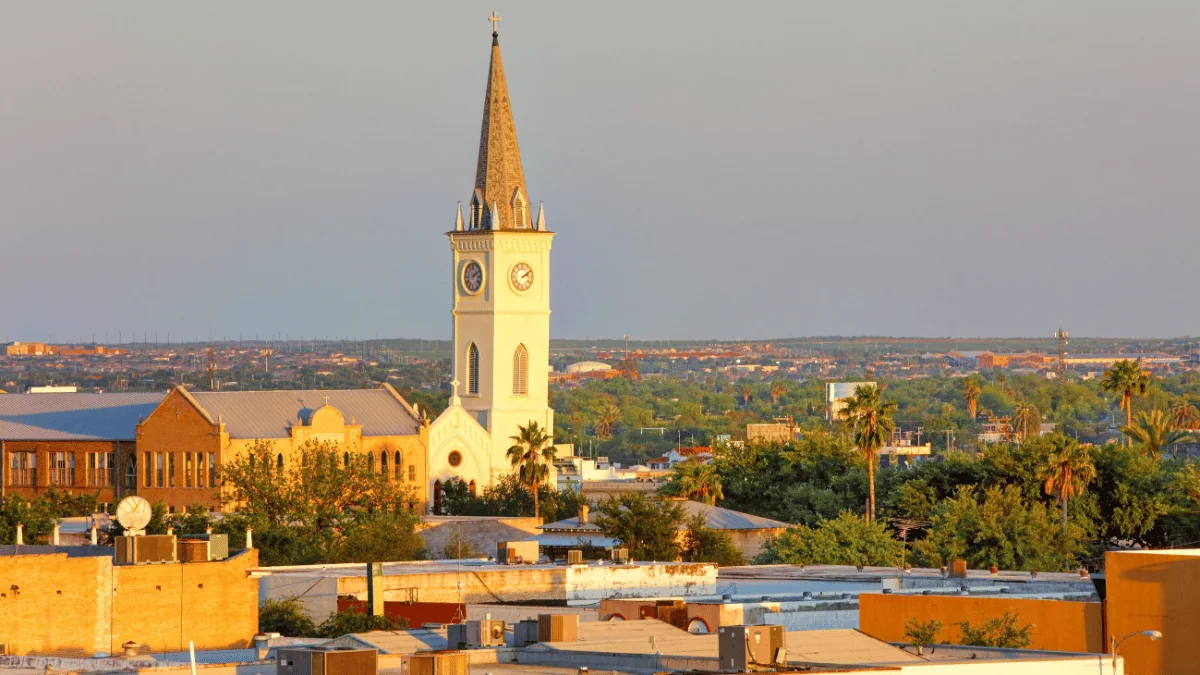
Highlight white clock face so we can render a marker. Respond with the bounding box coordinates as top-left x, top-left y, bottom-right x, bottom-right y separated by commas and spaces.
510, 262, 534, 292
462, 260, 483, 294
